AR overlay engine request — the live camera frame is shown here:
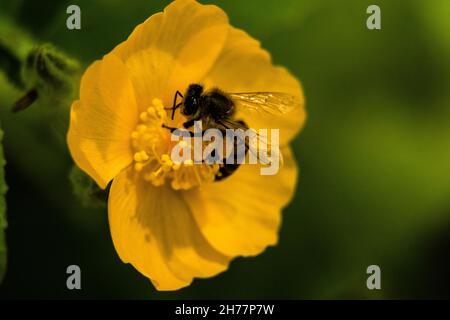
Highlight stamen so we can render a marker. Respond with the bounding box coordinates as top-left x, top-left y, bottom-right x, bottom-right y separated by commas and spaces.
130, 98, 219, 190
